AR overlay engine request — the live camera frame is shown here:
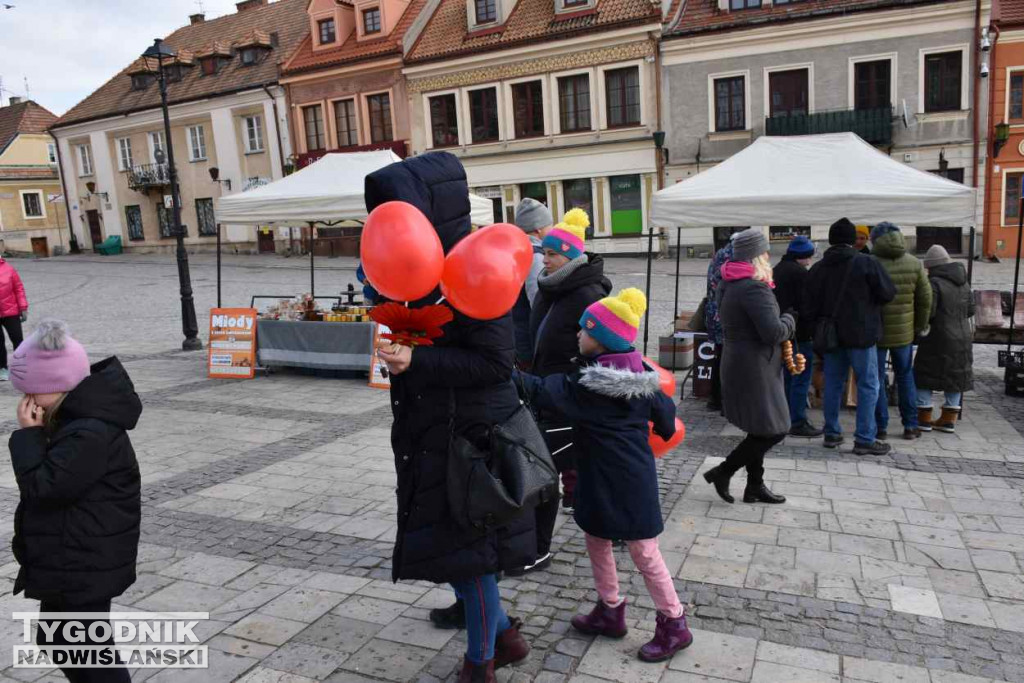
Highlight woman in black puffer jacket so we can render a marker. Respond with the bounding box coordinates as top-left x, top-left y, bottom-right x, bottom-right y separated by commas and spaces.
369, 152, 534, 683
